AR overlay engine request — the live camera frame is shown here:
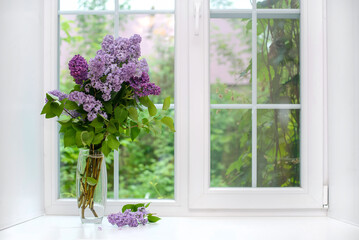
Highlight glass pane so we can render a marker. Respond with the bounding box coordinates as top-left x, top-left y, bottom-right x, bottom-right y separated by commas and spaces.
210, 18, 252, 104
210, 0, 252, 9
257, 18, 300, 104
257, 0, 299, 9
257, 109, 300, 187
59, 135, 114, 199
118, 110, 175, 199
117, 14, 175, 104
210, 109, 252, 187
58, 15, 114, 199
59, 15, 114, 93
60, 0, 114, 11
121, 0, 174, 10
